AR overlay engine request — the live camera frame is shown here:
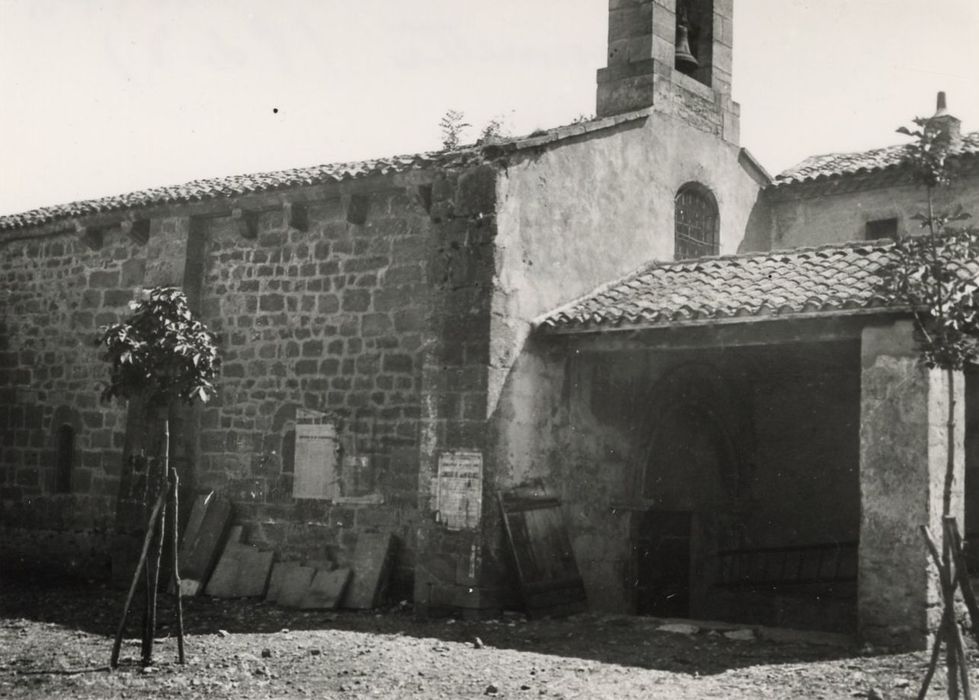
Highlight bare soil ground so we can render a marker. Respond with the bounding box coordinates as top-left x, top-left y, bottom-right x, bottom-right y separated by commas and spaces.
0, 572, 973, 699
